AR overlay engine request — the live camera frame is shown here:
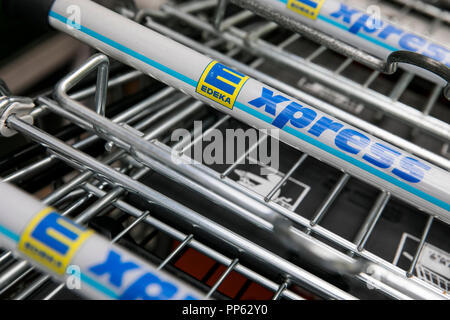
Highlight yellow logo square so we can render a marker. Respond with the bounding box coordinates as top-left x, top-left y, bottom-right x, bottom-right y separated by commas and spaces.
287, 0, 325, 20
196, 61, 249, 110
18, 208, 93, 274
